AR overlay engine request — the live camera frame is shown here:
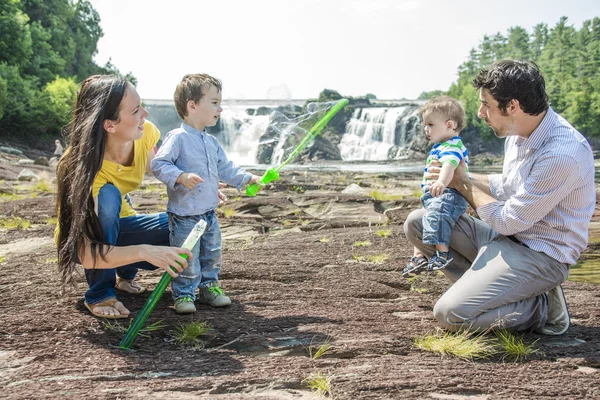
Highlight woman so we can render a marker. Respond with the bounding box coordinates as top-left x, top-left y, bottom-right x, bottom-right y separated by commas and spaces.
56, 75, 192, 319
54, 139, 64, 156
